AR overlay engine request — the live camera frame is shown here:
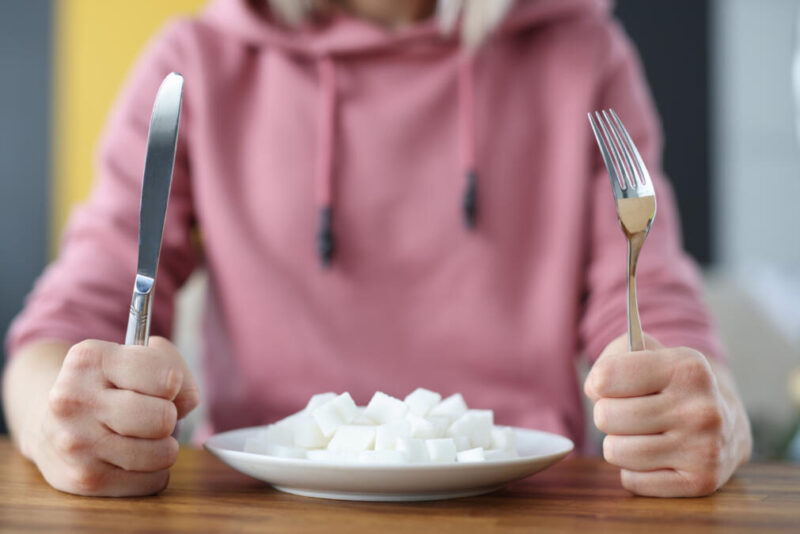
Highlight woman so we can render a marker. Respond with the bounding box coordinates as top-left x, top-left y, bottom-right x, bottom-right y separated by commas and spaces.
3, 0, 751, 497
